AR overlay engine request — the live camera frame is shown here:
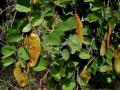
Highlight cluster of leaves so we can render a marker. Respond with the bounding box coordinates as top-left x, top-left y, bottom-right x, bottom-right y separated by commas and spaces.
1, 0, 120, 89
